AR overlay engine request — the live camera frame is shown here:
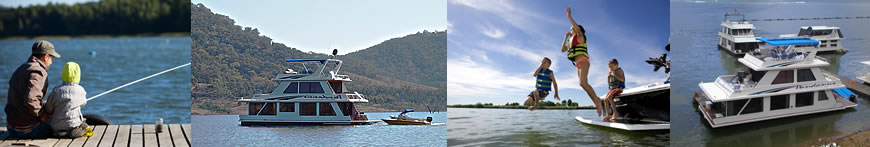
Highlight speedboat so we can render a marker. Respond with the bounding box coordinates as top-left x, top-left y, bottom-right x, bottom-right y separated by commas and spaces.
717, 10, 762, 55
576, 44, 671, 131
382, 109, 432, 125
779, 26, 847, 53
238, 58, 378, 125
695, 37, 857, 128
